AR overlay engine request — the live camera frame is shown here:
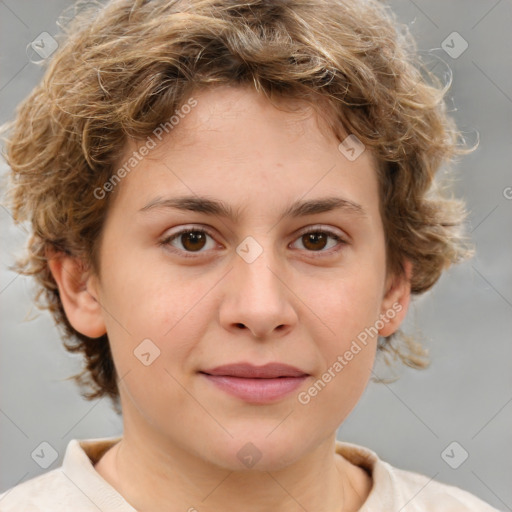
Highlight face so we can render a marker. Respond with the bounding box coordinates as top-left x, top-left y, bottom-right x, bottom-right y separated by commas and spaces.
68, 85, 409, 471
